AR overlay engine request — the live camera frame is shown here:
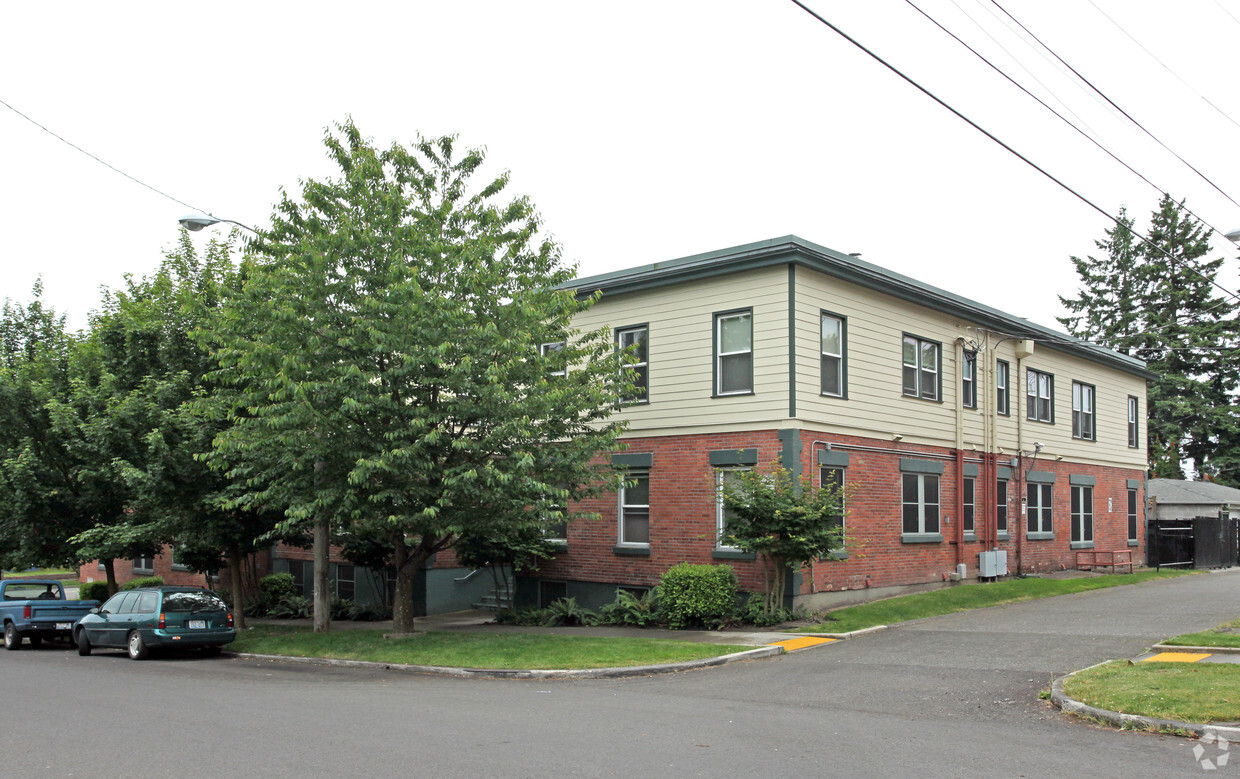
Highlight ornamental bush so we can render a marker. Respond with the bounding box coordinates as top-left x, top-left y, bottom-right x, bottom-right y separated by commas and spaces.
658, 563, 737, 629
77, 581, 109, 602
121, 576, 163, 590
